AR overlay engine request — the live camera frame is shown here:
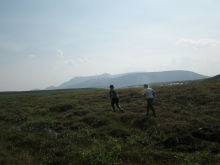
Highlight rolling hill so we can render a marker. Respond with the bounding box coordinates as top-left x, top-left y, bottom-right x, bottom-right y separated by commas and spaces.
202, 74, 220, 82
44, 70, 208, 90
